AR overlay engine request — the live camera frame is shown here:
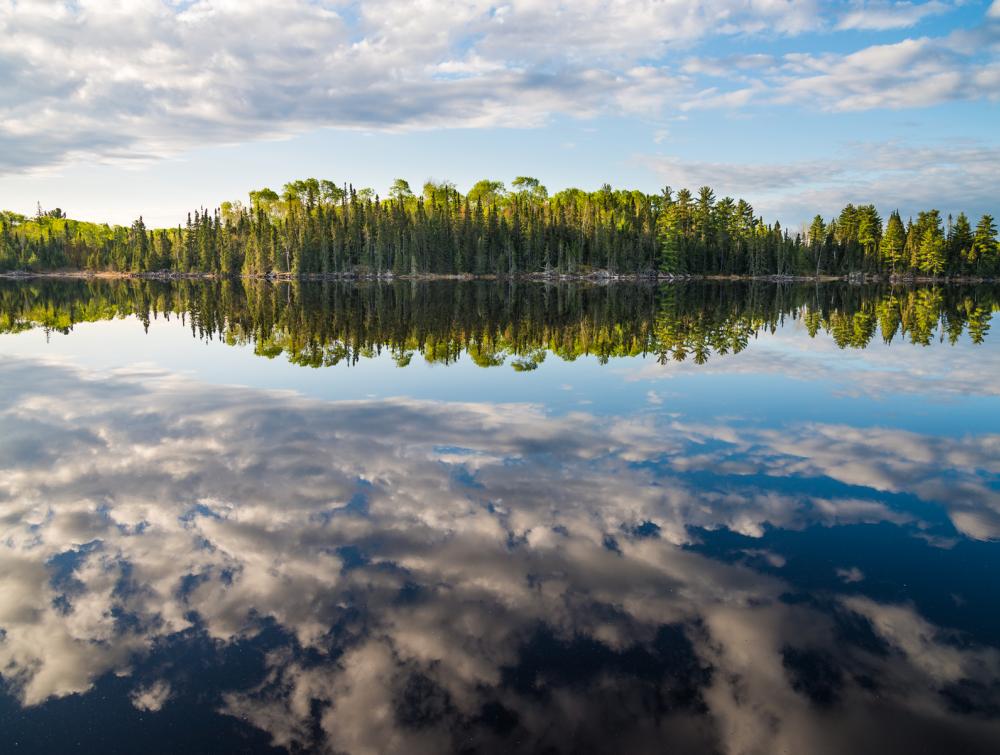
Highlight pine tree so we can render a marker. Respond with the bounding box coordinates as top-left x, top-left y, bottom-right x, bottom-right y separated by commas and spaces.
879, 211, 905, 274
916, 210, 946, 276
972, 214, 998, 275
948, 212, 973, 273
